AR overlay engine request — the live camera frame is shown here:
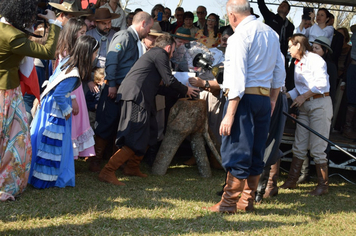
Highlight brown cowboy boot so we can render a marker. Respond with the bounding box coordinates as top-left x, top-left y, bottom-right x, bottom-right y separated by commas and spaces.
263, 160, 280, 198
309, 163, 328, 196
183, 156, 197, 166
280, 156, 304, 189
123, 154, 148, 177
98, 146, 135, 186
204, 172, 246, 214
88, 136, 108, 172
236, 175, 260, 212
